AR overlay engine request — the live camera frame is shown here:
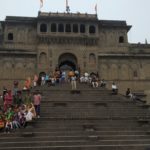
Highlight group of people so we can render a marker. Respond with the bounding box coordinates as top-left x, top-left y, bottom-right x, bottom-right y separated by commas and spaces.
33, 68, 65, 87
0, 68, 145, 133
125, 88, 144, 102
0, 81, 42, 133
63, 70, 107, 90
30, 68, 107, 91
80, 73, 107, 88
